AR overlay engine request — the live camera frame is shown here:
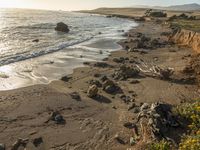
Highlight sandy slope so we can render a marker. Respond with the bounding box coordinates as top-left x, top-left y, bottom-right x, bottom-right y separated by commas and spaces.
0, 13, 199, 150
